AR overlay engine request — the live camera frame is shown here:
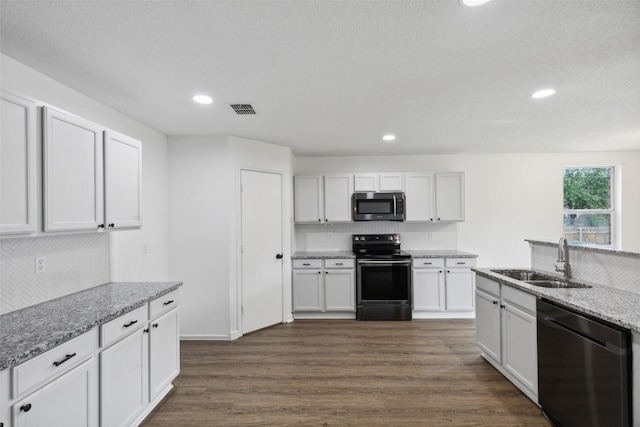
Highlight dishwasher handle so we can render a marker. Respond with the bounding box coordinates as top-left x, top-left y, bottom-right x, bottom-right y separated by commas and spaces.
537, 299, 630, 355
545, 317, 607, 347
